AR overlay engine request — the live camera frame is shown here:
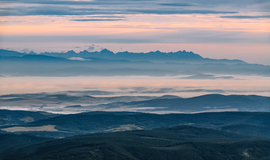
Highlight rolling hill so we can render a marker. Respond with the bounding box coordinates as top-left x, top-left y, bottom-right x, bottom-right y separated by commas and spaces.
0, 133, 53, 154
221, 124, 270, 138
0, 125, 269, 160
0, 110, 59, 126
1, 94, 270, 114
1, 111, 270, 138
102, 94, 270, 112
